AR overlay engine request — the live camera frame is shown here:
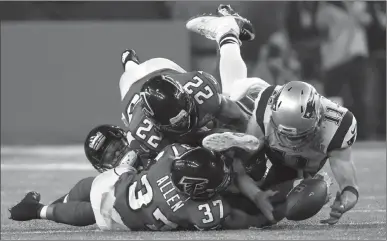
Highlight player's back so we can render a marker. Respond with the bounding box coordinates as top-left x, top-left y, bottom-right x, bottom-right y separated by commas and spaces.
169, 71, 222, 128
123, 70, 222, 155
113, 144, 230, 231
